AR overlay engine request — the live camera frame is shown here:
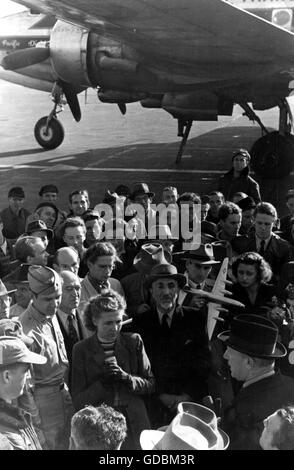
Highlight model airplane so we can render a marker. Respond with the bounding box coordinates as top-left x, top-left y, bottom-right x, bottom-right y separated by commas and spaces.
184, 257, 245, 340
2, 0, 294, 178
